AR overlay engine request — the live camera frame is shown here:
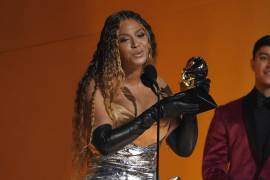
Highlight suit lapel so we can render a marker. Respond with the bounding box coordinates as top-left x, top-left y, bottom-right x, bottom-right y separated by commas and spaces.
242, 89, 261, 166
